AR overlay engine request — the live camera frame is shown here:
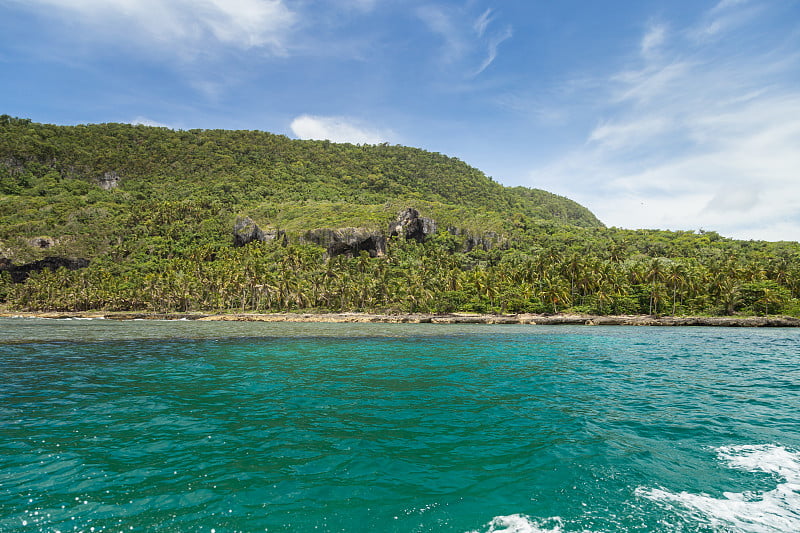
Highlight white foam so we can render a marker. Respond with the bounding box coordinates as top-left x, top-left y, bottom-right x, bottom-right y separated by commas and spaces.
467, 514, 564, 533
637, 444, 800, 533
